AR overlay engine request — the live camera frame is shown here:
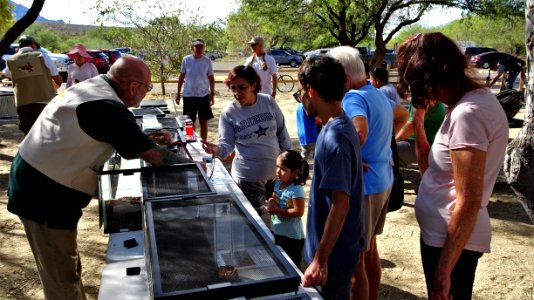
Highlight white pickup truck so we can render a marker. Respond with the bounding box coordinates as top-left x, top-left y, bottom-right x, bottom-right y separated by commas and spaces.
1, 44, 73, 82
